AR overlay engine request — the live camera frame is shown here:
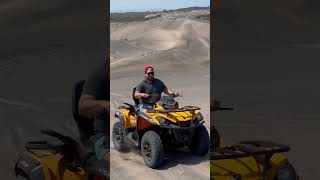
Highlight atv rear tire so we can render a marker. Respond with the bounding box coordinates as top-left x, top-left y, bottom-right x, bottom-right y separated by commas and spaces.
112, 122, 126, 151
141, 131, 164, 168
190, 125, 209, 156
